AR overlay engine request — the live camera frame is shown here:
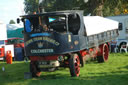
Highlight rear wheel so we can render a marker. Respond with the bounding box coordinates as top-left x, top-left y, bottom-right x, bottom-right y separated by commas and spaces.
97, 44, 109, 63
30, 61, 41, 77
69, 53, 80, 77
